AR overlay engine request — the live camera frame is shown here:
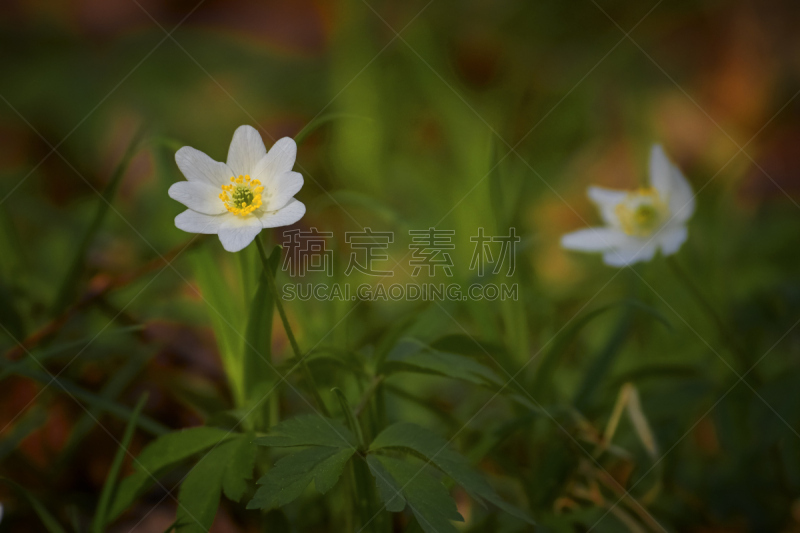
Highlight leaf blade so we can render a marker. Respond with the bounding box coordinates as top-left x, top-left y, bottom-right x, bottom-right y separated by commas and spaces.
108, 427, 235, 521
247, 446, 354, 510
370, 455, 463, 533
92, 392, 148, 533
255, 414, 356, 449
370, 423, 533, 524
176, 439, 237, 533
222, 434, 257, 502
